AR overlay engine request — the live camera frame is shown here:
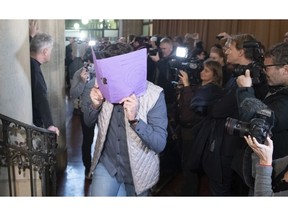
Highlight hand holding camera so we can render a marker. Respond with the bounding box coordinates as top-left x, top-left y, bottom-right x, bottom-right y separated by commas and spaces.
216, 32, 230, 40
236, 69, 253, 87
149, 50, 160, 62
148, 48, 158, 56
178, 70, 190, 87
225, 107, 274, 144
80, 68, 90, 83
244, 135, 273, 166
